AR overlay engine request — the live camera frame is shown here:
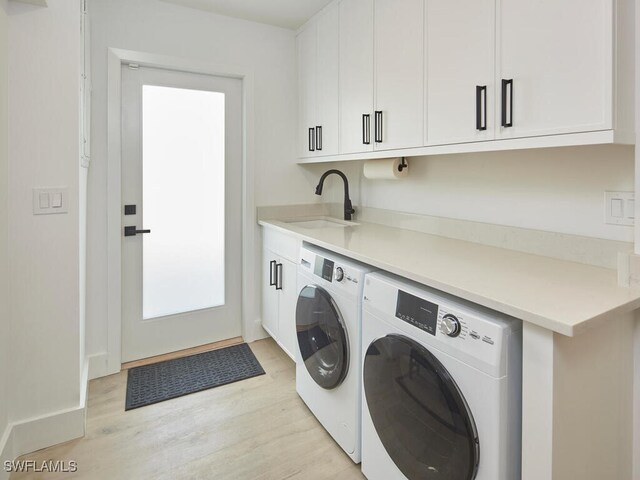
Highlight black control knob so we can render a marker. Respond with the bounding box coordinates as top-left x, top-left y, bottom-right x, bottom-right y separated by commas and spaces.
334, 267, 344, 282
441, 314, 461, 337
